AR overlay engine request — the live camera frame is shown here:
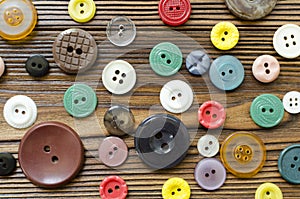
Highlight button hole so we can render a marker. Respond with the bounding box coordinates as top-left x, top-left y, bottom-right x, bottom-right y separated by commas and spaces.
266, 191, 270, 195
109, 151, 113, 156
224, 31, 228, 35
205, 146, 209, 150
291, 164, 295, 168
169, 7, 173, 11
80, 3, 84, 7
112, 77, 117, 81
80, 10, 84, 14
113, 147, 118, 151
38, 64, 42, 69
172, 96, 176, 101
51, 156, 59, 164
262, 108, 266, 113
161, 143, 169, 151
209, 141, 213, 145
212, 114, 217, 118
32, 63, 36, 67
264, 63, 269, 68
290, 103, 293, 107
269, 108, 274, 113
115, 70, 120, 75
206, 110, 210, 115
291, 34, 295, 39
115, 185, 120, 190
178, 93, 182, 97
44, 145, 50, 153
21, 111, 26, 115
119, 79, 123, 84
119, 25, 124, 30
221, 38, 225, 41
121, 73, 126, 78
294, 156, 298, 161
176, 6, 180, 10
67, 46, 73, 53
118, 32, 123, 37
284, 36, 287, 40
211, 169, 216, 174
221, 72, 225, 76
82, 97, 86, 102
205, 173, 209, 177
172, 192, 175, 195
229, 69, 233, 74
2, 163, 7, 169
295, 98, 298, 101
298, 167, 300, 172
74, 99, 79, 104
155, 132, 163, 139
293, 41, 297, 46
286, 43, 289, 48
177, 188, 181, 192
108, 188, 113, 193
166, 60, 171, 64
161, 54, 166, 59
15, 109, 19, 113
76, 48, 83, 55
265, 69, 270, 74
